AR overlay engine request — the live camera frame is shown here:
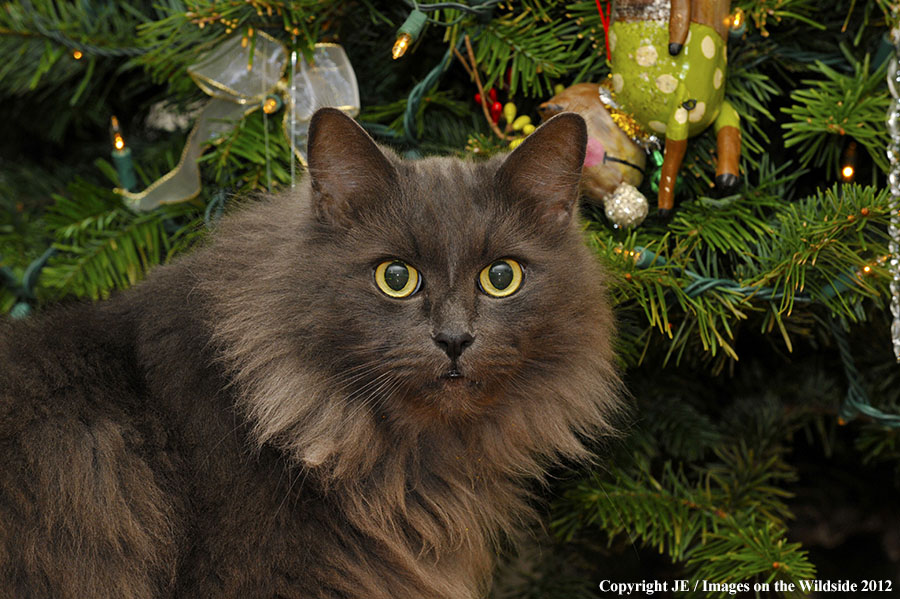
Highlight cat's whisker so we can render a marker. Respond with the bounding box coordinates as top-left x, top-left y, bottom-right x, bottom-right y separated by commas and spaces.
325, 365, 388, 395
296, 355, 395, 399
339, 372, 401, 428
340, 367, 394, 399
323, 370, 397, 431
273, 457, 313, 522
